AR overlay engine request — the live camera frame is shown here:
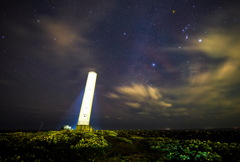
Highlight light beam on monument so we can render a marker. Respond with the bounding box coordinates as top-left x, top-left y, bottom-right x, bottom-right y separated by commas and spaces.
76, 71, 97, 131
